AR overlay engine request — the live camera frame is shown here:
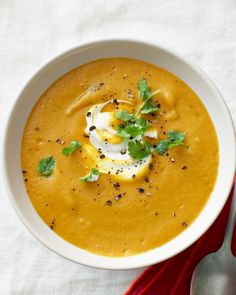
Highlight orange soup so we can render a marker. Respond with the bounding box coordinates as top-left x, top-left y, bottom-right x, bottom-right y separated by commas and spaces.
21, 58, 218, 256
